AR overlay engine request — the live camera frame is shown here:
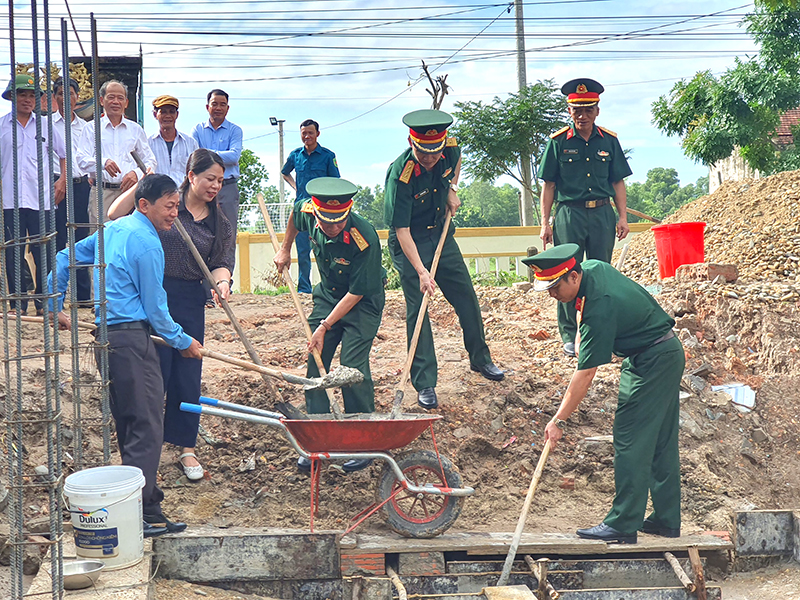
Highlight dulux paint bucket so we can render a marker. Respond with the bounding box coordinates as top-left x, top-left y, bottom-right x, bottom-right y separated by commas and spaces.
64, 465, 146, 570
